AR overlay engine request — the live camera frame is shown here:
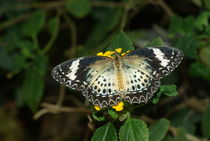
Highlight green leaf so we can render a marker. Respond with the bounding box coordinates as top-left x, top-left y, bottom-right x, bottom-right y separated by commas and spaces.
22, 10, 46, 38
19, 54, 48, 111
108, 109, 118, 120
199, 47, 210, 68
191, 0, 202, 7
85, 8, 123, 49
48, 17, 59, 35
91, 123, 117, 141
107, 31, 134, 52
194, 11, 210, 31
173, 128, 188, 141
169, 16, 195, 35
145, 37, 164, 47
204, 0, 210, 10
152, 85, 178, 104
92, 112, 105, 121
189, 61, 210, 82
176, 35, 200, 59
127, 30, 146, 43
159, 85, 178, 97
171, 109, 200, 134
119, 118, 149, 141
65, 0, 91, 18
201, 105, 210, 137
149, 119, 170, 141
